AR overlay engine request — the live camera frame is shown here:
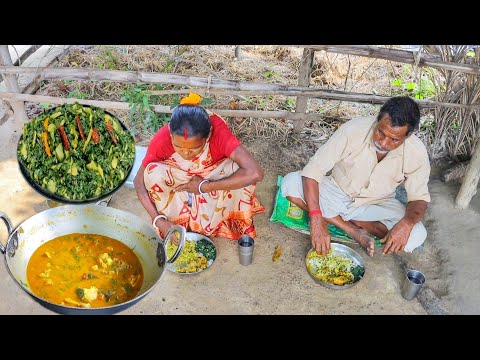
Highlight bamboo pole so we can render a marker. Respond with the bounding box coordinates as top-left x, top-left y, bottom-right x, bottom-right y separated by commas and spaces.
0, 92, 330, 121
296, 45, 480, 75
1, 65, 479, 111
0, 65, 315, 92
6, 47, 479, 78
294, 48, 314, 132
0, 46, 28, 130
3, 91, 479, 121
